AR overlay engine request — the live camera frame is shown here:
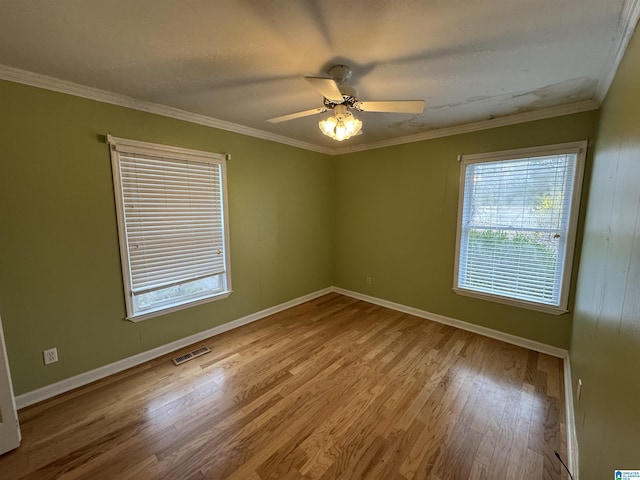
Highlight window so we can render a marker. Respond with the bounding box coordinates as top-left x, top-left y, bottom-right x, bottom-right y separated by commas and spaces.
108, 136, 231, 321
454, 141, 586, 314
